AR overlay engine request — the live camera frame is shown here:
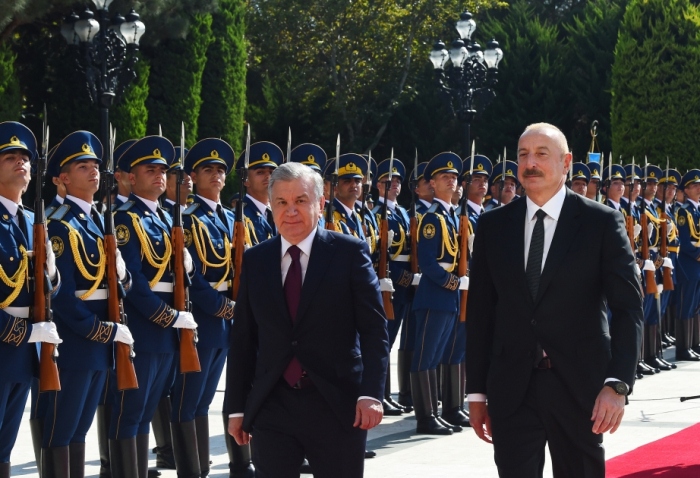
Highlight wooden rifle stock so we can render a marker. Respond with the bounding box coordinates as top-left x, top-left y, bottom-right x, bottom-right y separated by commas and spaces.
660, 211, 674, 290
232, 220, 245, 298
378, 217, 394, 319
105, 235, 138, 390
34, 221, 60, 392
640, 213, 657, 295
173, 226, 200, 373
324, 202, 337, 232
457, 213, 469, 323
